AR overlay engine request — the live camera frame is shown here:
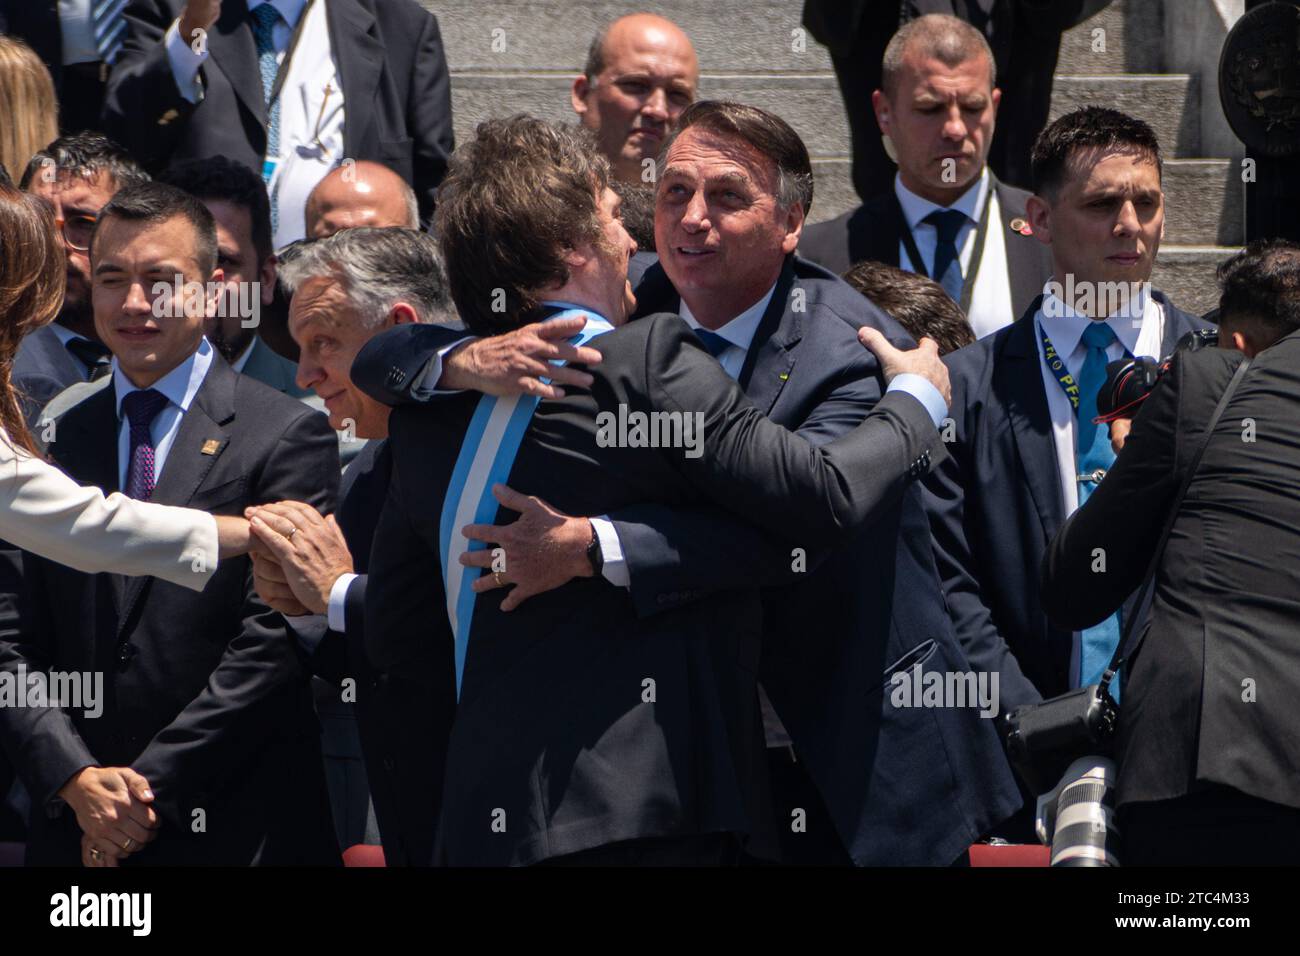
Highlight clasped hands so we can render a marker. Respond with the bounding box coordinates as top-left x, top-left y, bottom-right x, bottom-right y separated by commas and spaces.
58, 766, 160, 867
